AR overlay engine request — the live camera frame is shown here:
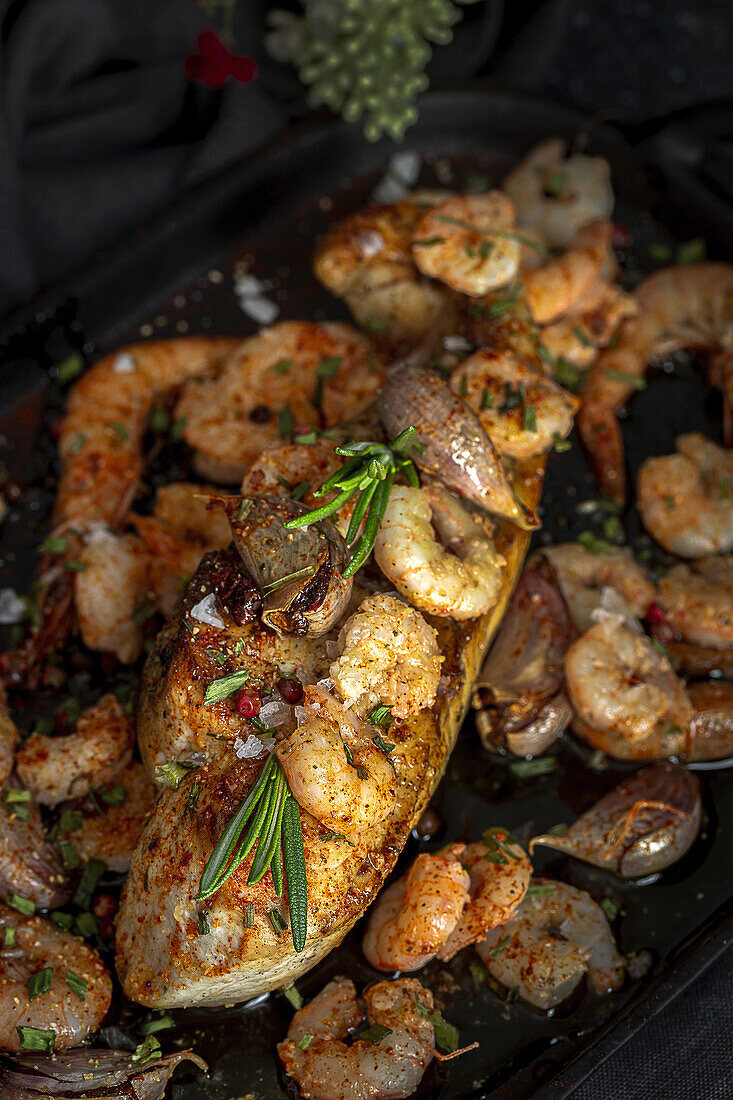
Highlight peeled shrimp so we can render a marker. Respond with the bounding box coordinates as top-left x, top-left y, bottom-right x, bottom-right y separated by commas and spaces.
411, 193, 521, 296
374, 484, 505, 620
531, 763, 701, 877
74, 528, 151, 663
437, 835, 532, 961
638, 434, 733, 557
15, 694, 132, 807
541, 277, 637, 368
565, 618, 694, 758
276, 687, 396, 835
503, 138, 614, 249
277, 976, 435, 1100
240, 439, 343, 512
177, 322, 384, 483
65, 761, 158, 873
55, 337, 238, 529
451, 349, 578, 460
0, 783, 70, 909
363, 846, 470, 972
0, 902, 111, 1052
477, 879, 625, 1009
330, 594, 442, 720
522, 221, 614, 325
656, 557, 733, 649
577, 263, 733, 503
539, 542, 656, 633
